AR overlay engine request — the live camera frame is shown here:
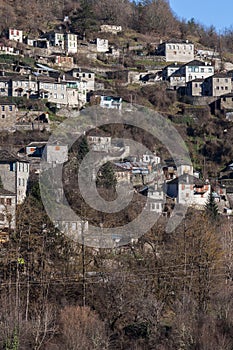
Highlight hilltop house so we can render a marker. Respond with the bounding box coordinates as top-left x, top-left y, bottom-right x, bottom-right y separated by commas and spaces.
0, 73, 87, 108
0, 101, 17, 130
0, 150, 29, 204
166, 60, 214, 89
147, 185, 164, 214
9, 28, 23, 43
156, 40, 194, 63
166, 174, 210, 207
99, 95, 122, 110
202, 72, 232, 97
96, 38, 109, 52
100, 25, 122, 34
186, 79, 204, 96
43, 142, 68, 165
0, 188, 16, 230
67, 68, 95, 92
87, 130, 112, 152
41, 31, 78, 54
